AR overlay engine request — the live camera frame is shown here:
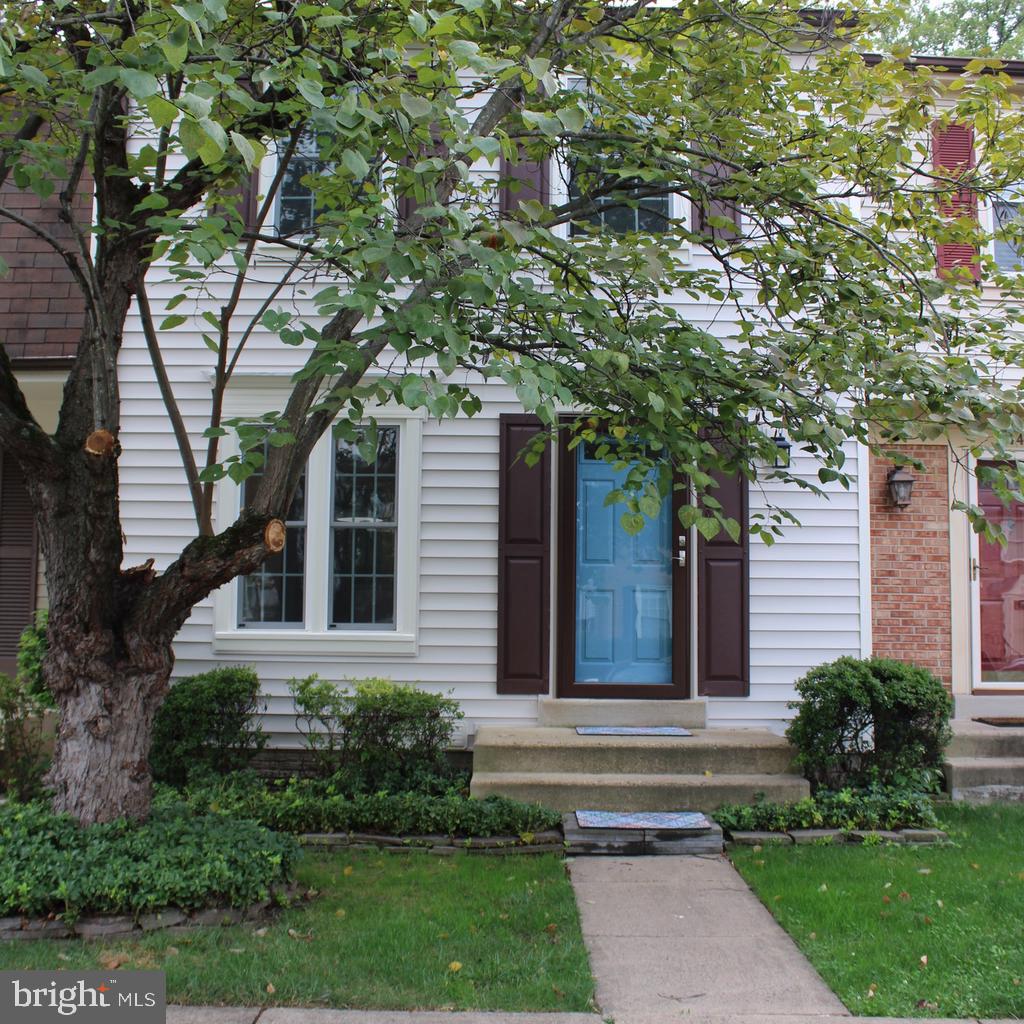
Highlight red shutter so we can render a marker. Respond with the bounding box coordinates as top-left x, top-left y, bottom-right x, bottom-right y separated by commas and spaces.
0, 453, 37, 675
697, 468, 749, 696
496, 414, 551, 694
499, 153, 550, 215
692, 162, 741, 241
933, 123, 980, 280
